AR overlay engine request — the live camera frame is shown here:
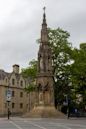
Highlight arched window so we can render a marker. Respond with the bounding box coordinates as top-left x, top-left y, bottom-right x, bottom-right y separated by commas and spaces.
20, 92, 23, 97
